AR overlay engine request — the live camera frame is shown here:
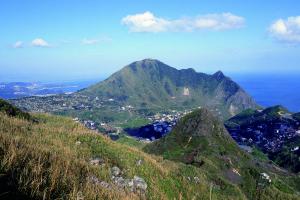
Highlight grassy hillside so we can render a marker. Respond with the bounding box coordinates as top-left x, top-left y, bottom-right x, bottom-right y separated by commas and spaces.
0, 106, 299, 199
225, 105, 291, 129
0, 112, 244, 200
